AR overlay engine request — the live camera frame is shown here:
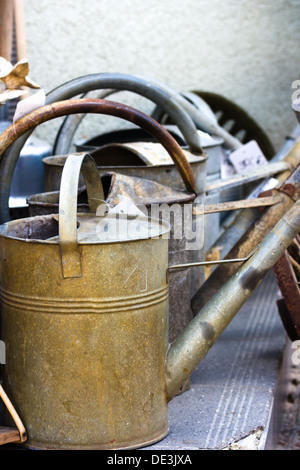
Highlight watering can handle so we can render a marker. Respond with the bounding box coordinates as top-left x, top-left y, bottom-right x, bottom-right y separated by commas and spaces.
0, 98, 195, 194
48, 74, 203, 156
0, 74, 203, 224
0, 98, 196, 276
59, 153, 105, 278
